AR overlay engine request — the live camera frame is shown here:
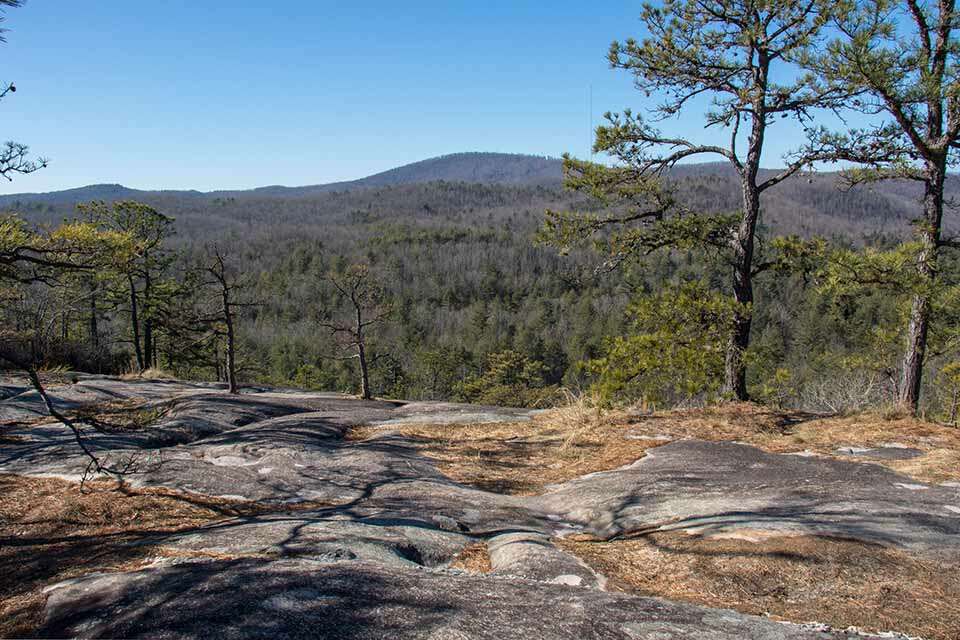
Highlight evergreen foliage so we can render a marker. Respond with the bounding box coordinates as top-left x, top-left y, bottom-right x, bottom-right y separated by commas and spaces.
589, 281, 739, 407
